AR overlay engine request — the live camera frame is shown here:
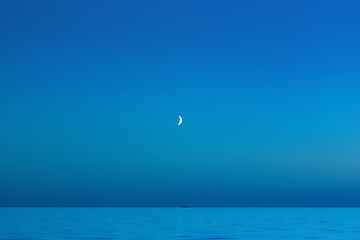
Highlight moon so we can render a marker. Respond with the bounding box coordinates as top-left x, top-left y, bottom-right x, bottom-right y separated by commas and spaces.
178, 116, 182, 125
